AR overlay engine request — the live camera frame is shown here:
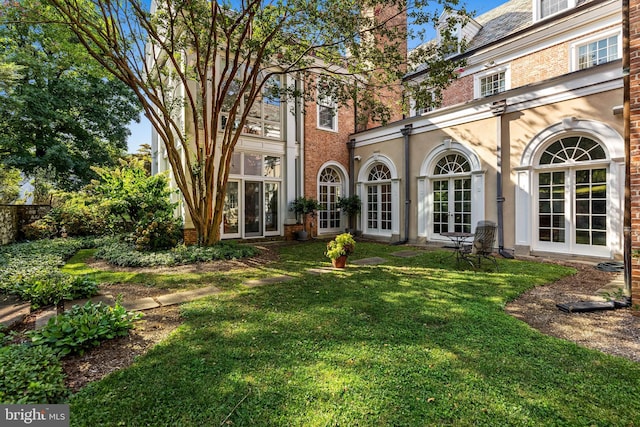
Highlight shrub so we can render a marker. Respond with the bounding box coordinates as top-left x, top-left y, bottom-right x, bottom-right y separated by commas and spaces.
22, 216, 59, 240
132, 213, 183, 251
28, 300, 142, 357
0, 344, 68, 404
